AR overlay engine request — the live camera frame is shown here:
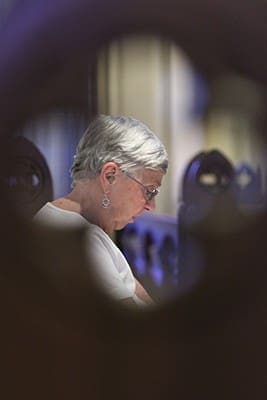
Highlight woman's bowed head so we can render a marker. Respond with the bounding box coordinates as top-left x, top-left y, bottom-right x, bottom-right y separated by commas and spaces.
35, 114, 168, 306
59, 114, 168, 234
